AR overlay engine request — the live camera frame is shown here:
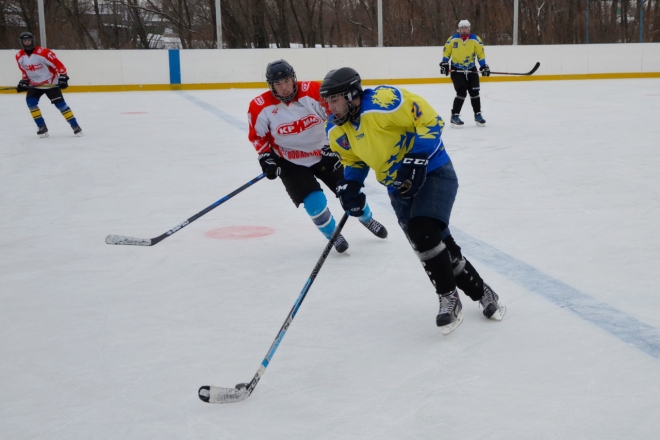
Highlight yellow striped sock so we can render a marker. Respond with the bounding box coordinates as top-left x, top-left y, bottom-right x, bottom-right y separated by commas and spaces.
61, 109, 74, 121
30, 108, 43, 121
